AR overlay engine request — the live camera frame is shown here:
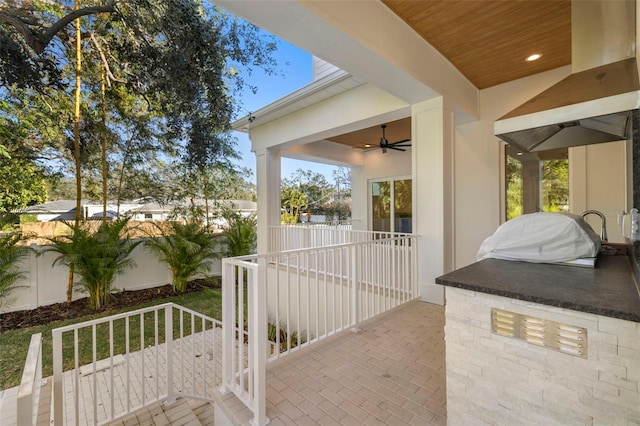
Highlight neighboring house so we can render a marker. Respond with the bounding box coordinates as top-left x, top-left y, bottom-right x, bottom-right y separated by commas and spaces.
19, 199, 256, 224
19, 200, 98, 222
128, 199, 257, 225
